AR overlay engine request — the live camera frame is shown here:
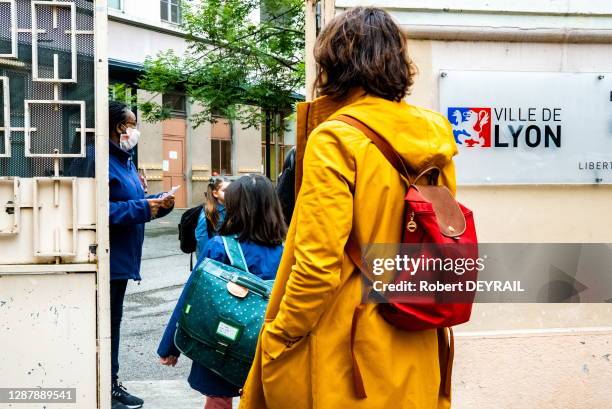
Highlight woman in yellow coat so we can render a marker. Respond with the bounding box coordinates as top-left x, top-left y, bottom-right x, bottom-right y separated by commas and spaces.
240, 7, 458, 409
